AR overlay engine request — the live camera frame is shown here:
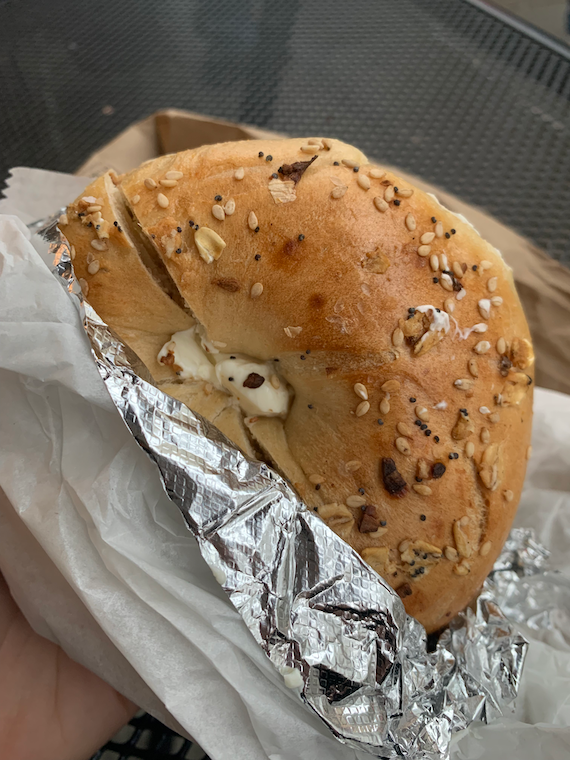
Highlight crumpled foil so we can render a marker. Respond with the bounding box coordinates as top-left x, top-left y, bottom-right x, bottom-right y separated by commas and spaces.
35, 215, 548, 759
